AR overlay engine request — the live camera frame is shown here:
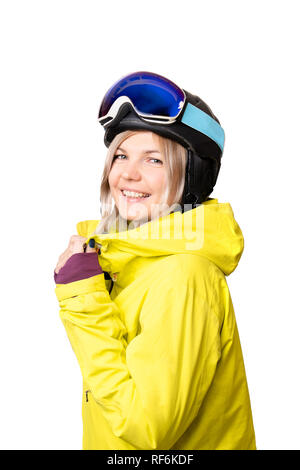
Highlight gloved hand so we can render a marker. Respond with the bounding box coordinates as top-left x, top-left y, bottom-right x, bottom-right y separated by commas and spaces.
54, 236, 102, 285
55, 235, 98, 275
